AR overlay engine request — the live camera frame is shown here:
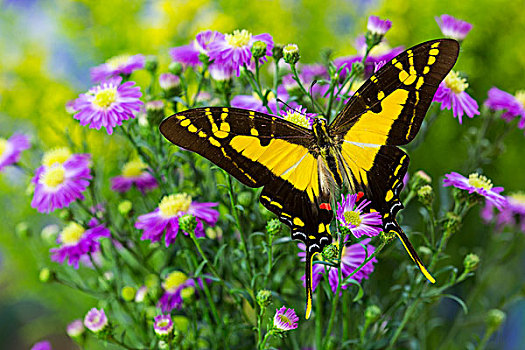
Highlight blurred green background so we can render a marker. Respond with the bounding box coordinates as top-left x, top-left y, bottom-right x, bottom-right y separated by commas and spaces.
1, 0, 524, 349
